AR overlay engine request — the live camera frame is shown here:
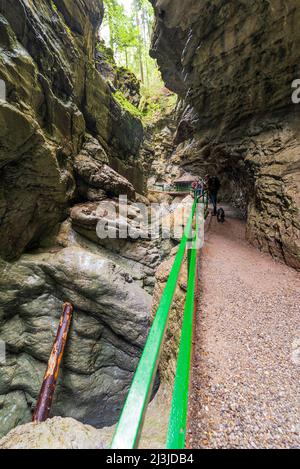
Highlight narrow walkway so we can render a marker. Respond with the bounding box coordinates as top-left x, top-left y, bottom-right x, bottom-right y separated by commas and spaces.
188, 207, 300, 449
